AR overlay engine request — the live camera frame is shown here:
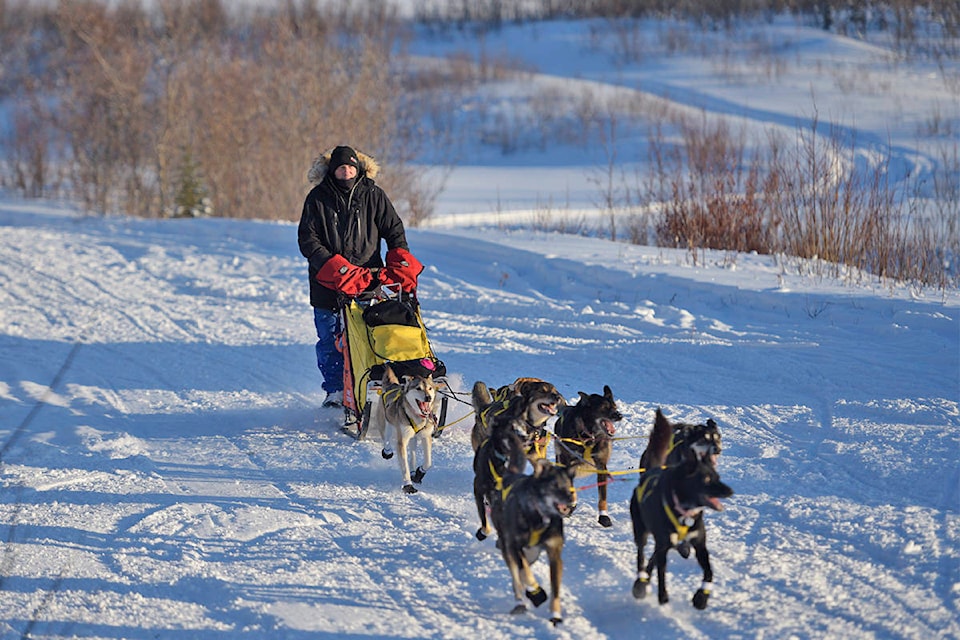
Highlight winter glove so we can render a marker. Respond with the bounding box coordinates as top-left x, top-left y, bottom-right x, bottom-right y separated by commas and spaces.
315, 254, 373, 297
379, 247, 423, 292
